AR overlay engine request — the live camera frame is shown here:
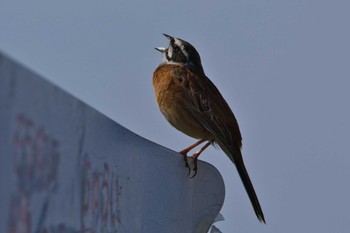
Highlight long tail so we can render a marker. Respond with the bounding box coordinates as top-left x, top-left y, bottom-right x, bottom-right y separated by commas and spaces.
235, 160, 266, 223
